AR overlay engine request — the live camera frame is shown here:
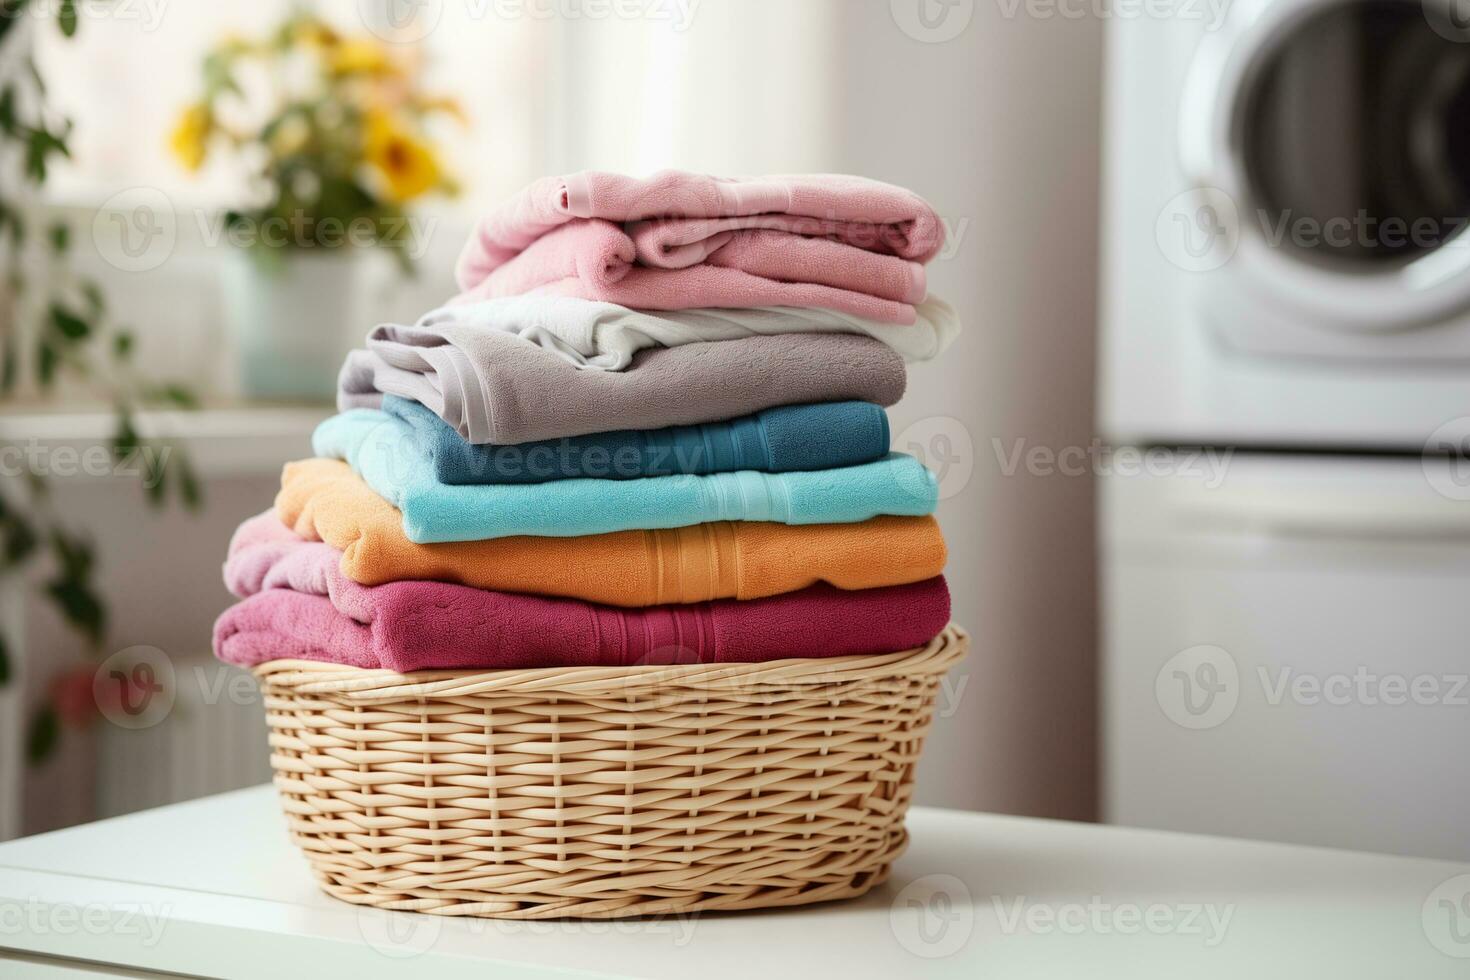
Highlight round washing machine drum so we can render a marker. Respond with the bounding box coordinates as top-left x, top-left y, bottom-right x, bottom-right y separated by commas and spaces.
1182, 0, 1470, 333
